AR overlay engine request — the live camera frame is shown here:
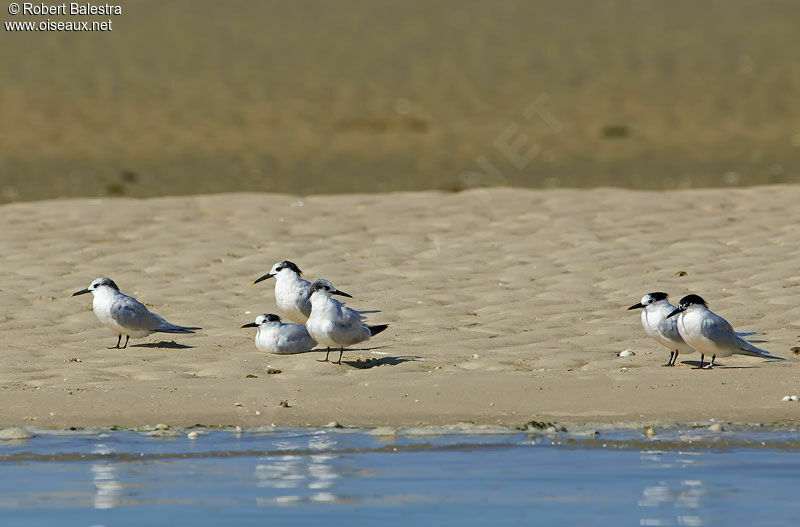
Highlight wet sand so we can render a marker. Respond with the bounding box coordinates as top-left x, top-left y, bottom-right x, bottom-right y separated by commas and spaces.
0, 187, 798, 429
